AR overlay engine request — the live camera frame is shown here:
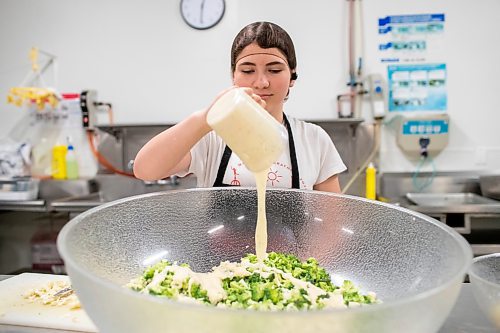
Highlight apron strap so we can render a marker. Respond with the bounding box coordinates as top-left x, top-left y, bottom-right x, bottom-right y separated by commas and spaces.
213, 145, 232, 187
283, 114, 300, 189
212, 113, 300, 188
